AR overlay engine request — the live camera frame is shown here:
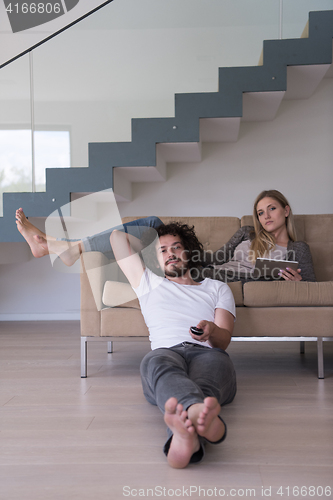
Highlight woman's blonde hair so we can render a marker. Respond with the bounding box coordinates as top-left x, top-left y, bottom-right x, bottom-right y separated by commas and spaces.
250, 190, 297, 261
